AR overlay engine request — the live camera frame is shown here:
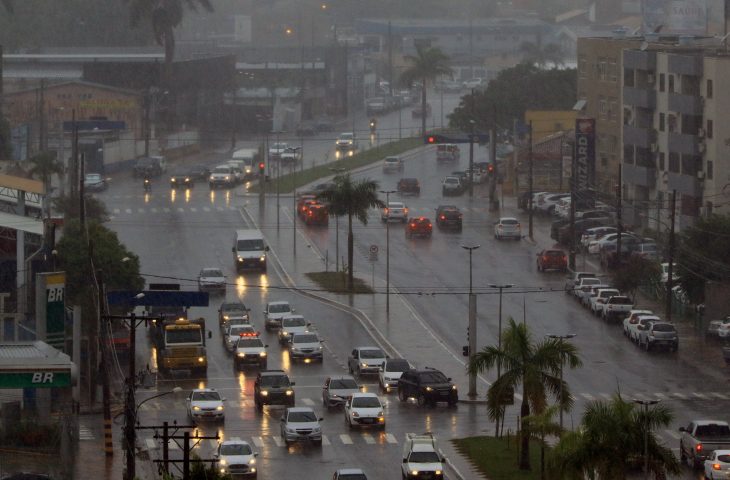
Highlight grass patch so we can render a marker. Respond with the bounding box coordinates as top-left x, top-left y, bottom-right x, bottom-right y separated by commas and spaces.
452, 436, 545, 480
250, 137, 422, 194
305, 271, 374, 294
